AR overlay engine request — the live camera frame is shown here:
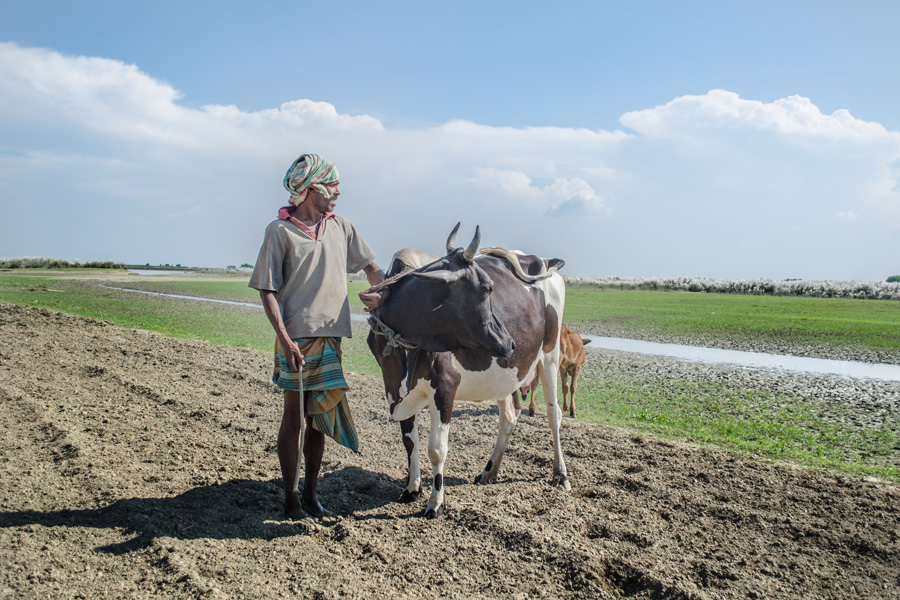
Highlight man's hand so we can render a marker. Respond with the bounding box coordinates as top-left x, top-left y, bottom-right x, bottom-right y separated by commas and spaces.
282, 337, 305, 372
359, 287, 389, 313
